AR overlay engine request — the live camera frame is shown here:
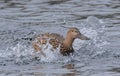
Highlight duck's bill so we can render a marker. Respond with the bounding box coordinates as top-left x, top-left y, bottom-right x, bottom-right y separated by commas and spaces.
78, 34, 90, 40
